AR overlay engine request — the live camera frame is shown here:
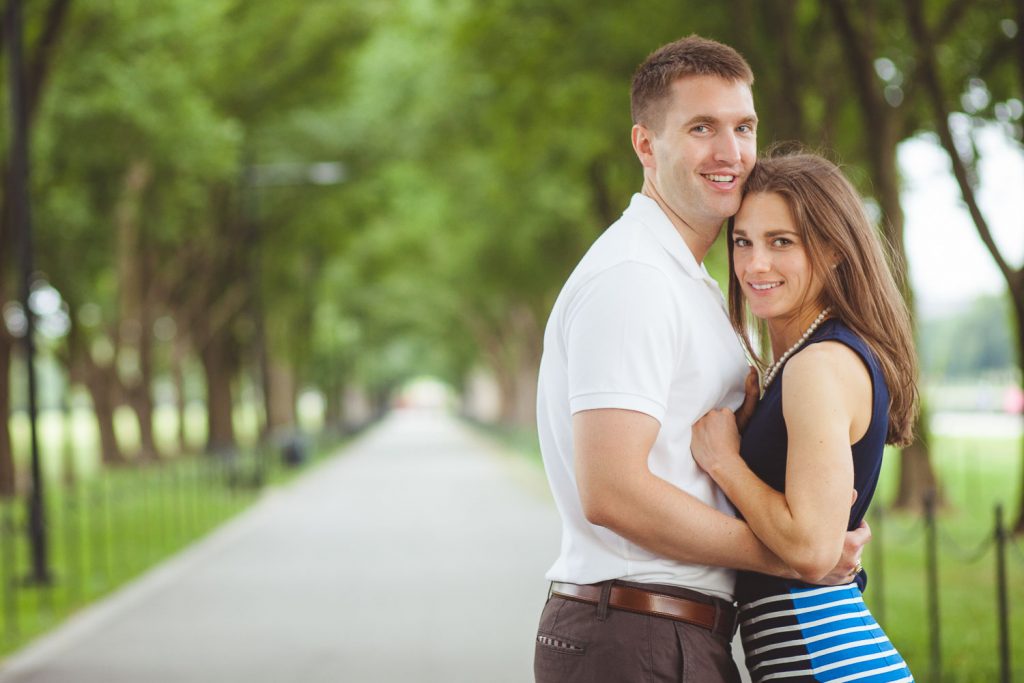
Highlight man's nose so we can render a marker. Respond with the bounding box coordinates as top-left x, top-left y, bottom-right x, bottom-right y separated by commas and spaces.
714, 131, 741, 164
